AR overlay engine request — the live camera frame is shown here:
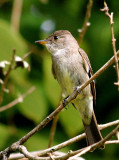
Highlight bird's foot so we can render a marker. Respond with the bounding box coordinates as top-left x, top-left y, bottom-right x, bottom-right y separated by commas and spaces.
73, 86, 81, 94
62, 96, 69, 109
